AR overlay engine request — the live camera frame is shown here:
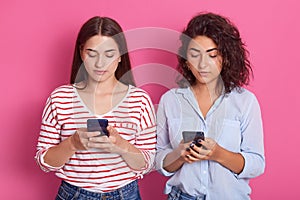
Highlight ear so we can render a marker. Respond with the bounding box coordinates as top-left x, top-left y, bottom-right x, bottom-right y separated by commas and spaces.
118, 57, 121, 63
